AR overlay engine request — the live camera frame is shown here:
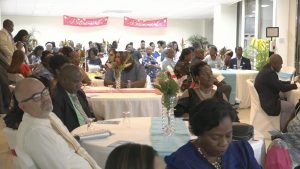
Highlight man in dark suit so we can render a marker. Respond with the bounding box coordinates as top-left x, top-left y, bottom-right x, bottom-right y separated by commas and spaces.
229, 47, 251, 70
51, 64, 95, 132
255, 54, 300, 130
